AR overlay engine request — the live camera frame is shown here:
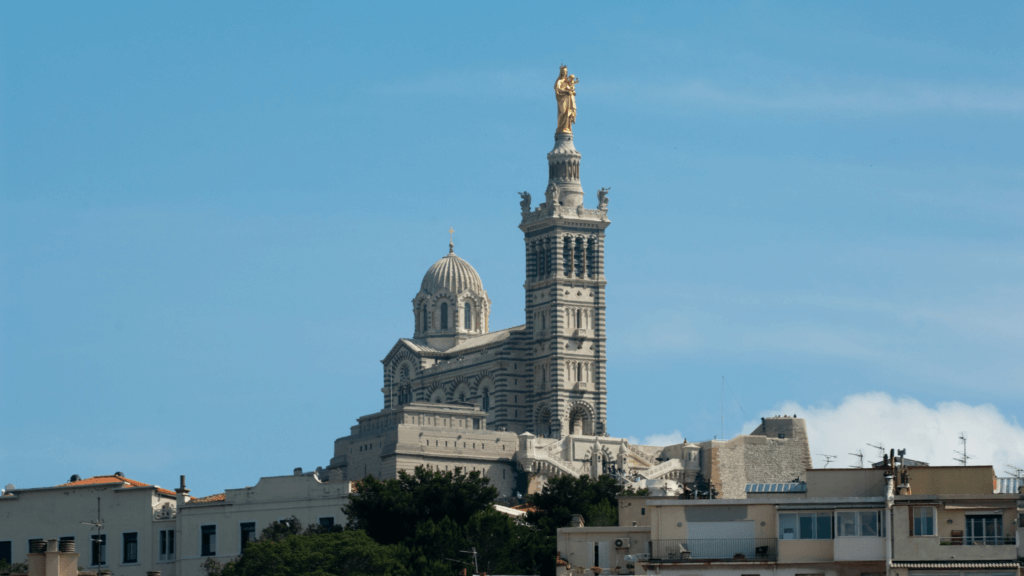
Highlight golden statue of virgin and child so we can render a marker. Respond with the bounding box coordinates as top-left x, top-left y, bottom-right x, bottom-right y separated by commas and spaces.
554, 65, 579, 133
